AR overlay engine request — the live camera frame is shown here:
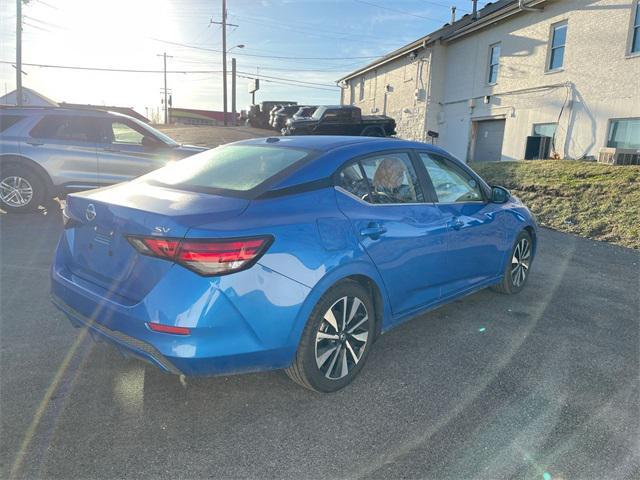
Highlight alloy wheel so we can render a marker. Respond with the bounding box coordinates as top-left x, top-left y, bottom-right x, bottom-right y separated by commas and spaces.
510, 237, 531, 288
315, 296, 369, 380
0, 176, 33, 207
